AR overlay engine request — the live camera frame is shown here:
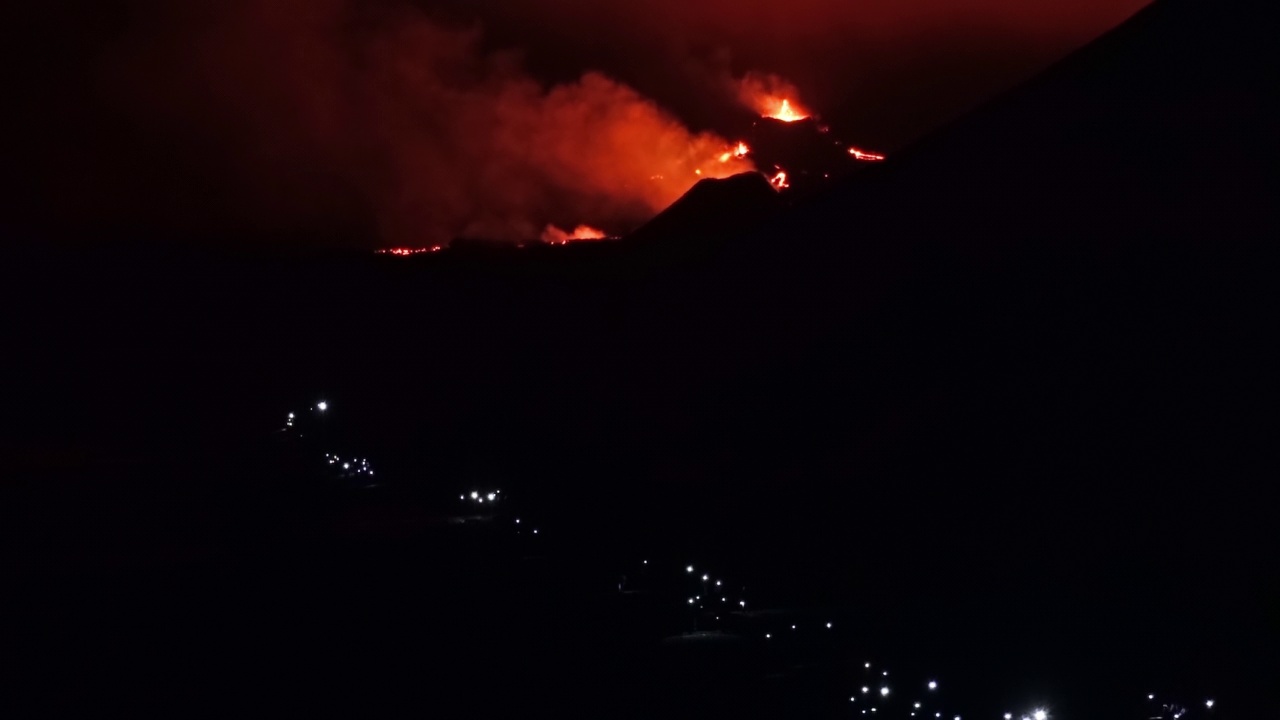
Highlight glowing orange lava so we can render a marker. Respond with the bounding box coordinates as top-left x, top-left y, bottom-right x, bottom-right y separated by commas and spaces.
848, 147, 887, 162
763, 98, 809, 123
718, 141, 752, 163
541, 224, 611, 245
770, 170, 790, 190
376, 246, 443, 256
